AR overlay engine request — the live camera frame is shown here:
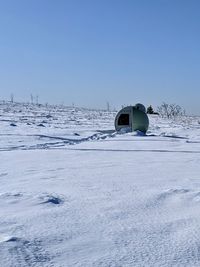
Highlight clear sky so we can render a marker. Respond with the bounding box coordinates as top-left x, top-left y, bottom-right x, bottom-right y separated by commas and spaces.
0, 0, 200, 114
